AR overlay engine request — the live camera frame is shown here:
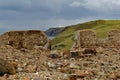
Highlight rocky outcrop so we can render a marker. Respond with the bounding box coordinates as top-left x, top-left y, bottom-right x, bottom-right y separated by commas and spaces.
0, 30, 51, 50
45, 27, 65, 36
